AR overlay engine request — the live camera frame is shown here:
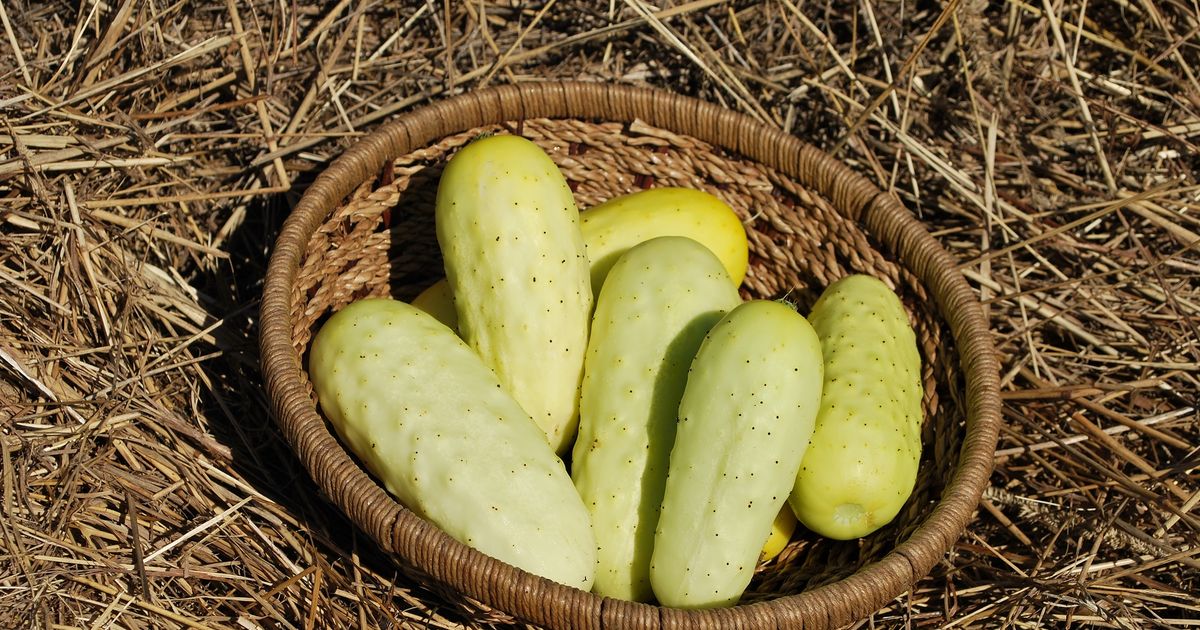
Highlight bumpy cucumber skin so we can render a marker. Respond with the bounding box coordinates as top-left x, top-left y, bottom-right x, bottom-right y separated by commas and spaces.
435, 134, 592, 455
581, 187, 748, 293
787, 274, 923, 541
571, 236, 741, 603
308, 298, 596, 590
650, 300, 823, 609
